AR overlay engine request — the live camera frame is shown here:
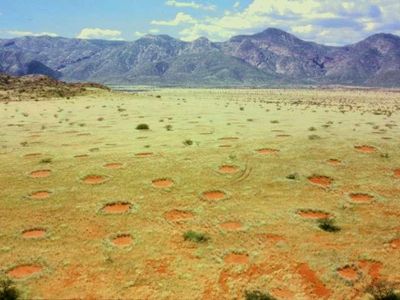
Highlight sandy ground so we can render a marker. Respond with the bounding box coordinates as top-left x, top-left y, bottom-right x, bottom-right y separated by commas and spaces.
0, 88, 399, 299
